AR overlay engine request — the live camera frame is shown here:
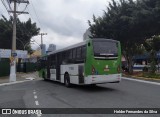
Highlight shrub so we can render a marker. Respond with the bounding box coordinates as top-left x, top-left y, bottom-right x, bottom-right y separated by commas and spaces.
143, 66, 148, 72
